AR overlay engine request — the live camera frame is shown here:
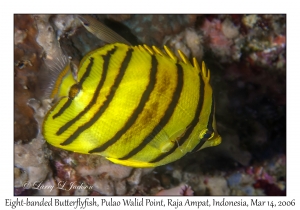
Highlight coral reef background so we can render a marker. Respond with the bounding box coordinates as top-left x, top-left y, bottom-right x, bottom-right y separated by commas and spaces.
14, 14, 286, 196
